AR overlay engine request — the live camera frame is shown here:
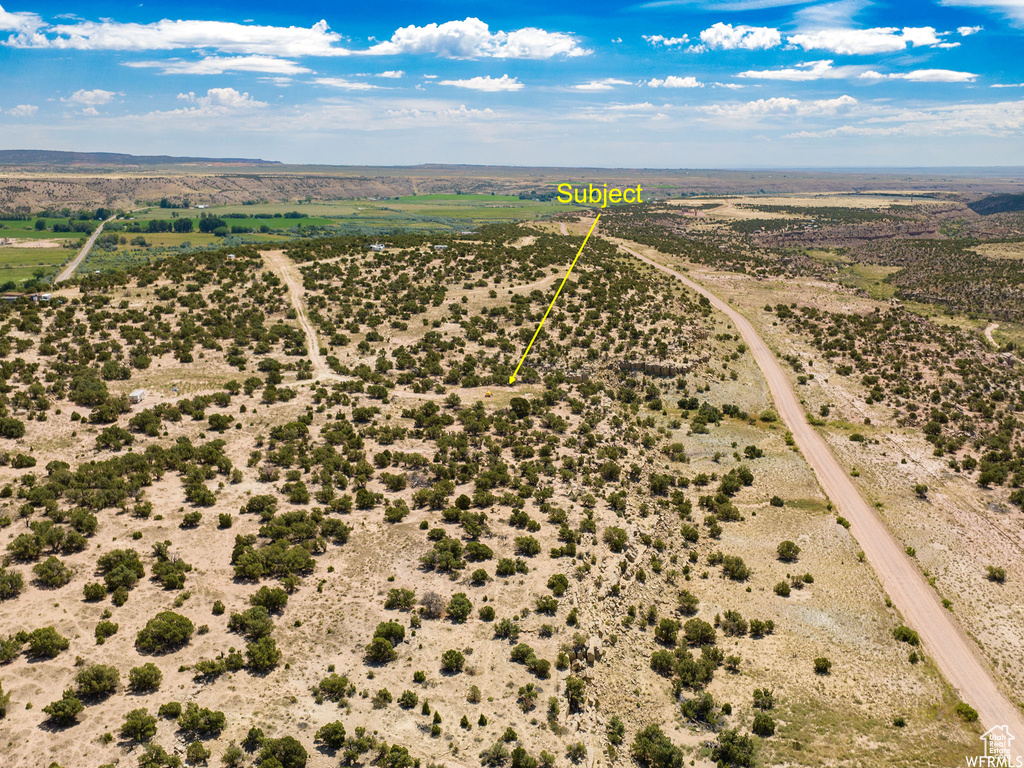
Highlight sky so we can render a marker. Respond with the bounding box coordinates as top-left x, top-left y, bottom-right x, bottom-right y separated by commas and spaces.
1, 1, 1023, 168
